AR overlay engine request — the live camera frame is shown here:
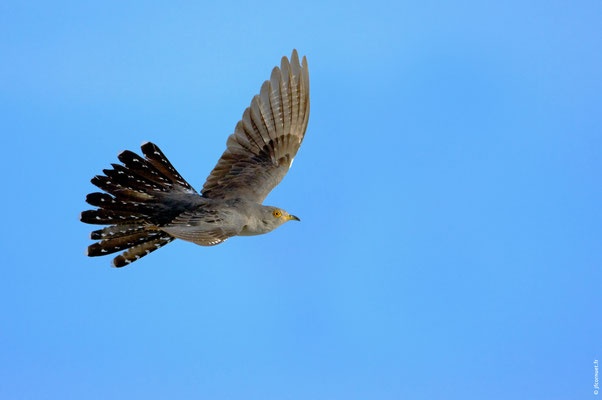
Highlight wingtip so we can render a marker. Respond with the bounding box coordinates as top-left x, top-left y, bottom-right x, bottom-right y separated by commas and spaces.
290, 49, 300, 67
281, 53, 291, 70
270, 66, 281, 81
